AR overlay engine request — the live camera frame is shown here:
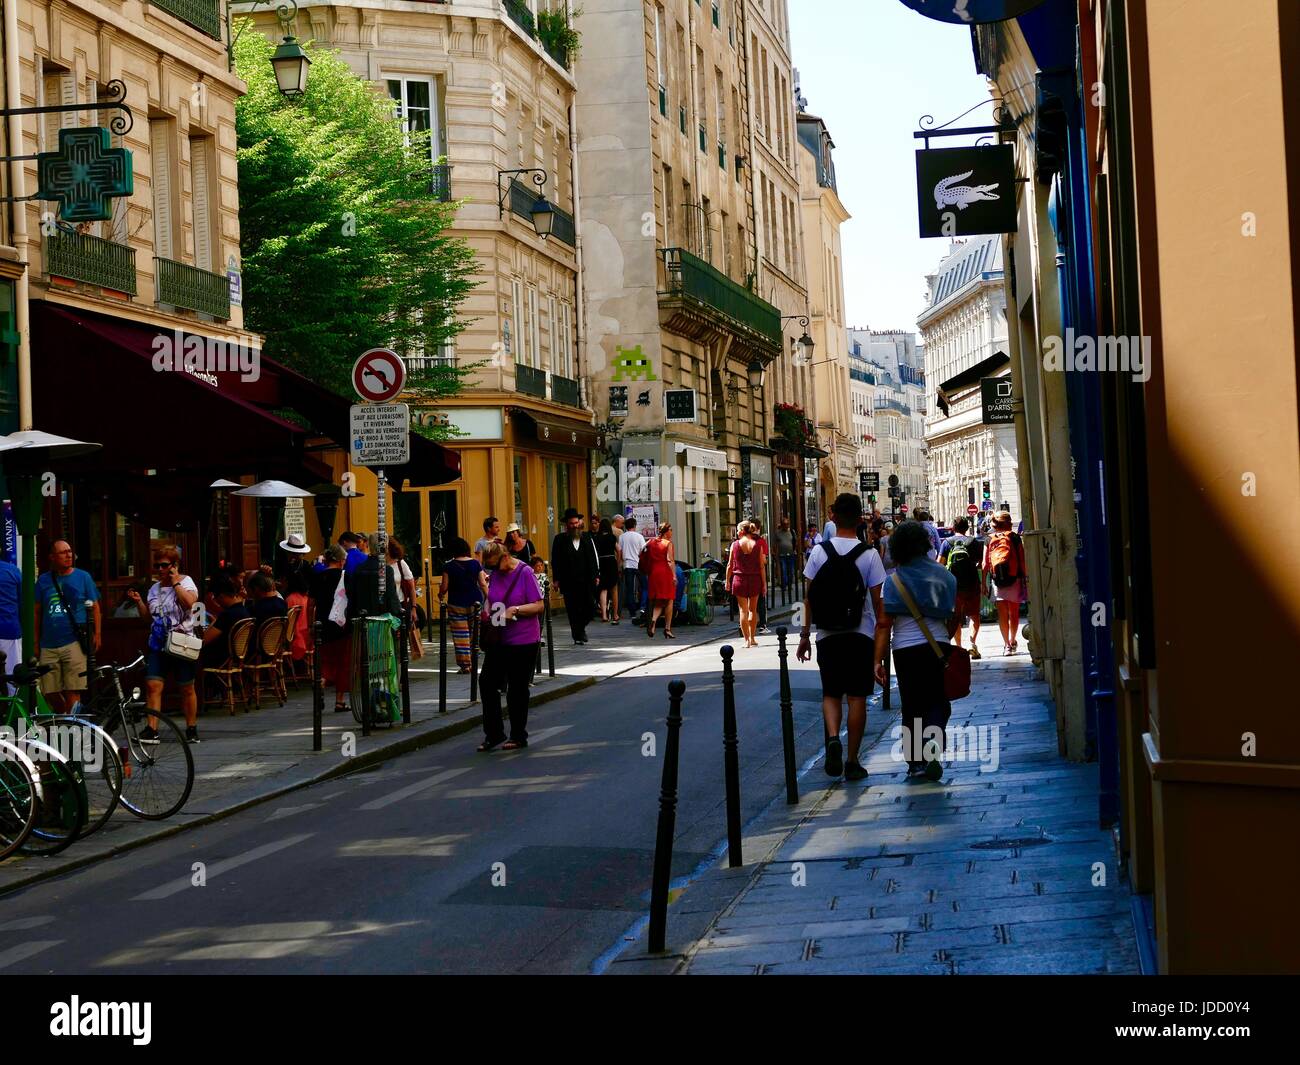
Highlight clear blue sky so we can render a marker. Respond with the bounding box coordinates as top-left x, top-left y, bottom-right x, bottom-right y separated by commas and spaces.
788, 0, 993, 331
